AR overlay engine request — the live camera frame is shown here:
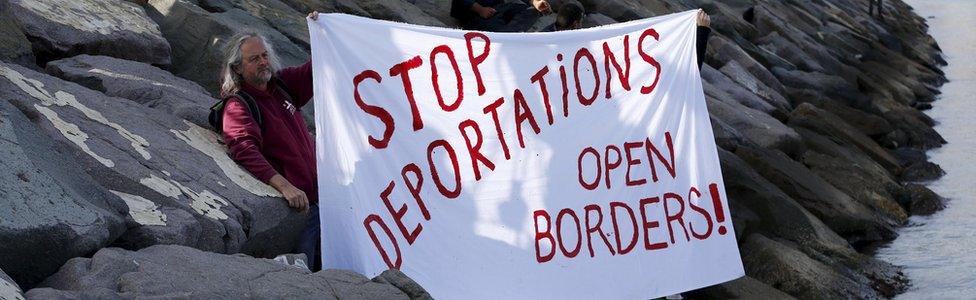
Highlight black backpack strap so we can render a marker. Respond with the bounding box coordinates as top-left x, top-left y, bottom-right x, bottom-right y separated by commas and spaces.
208, 90, 263, 133
273, 76, 299, 108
